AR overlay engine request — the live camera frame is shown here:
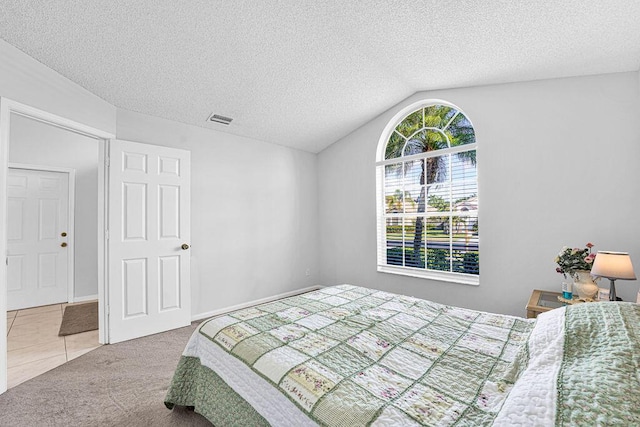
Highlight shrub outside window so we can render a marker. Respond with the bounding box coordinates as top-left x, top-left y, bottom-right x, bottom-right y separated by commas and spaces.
376, 102, 479, 285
